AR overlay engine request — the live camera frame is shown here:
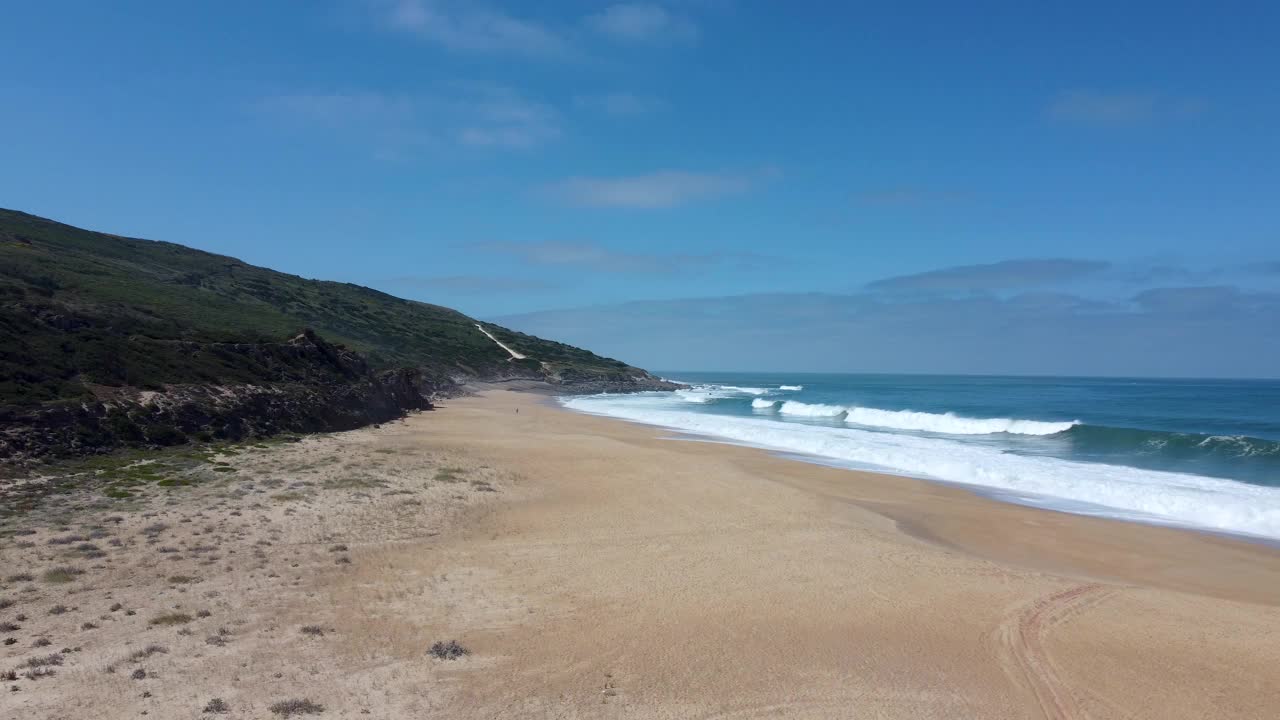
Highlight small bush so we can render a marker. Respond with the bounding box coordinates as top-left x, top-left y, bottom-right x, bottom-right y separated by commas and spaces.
327, 544, 348, 553
32, 638, 51, 647
1, 669, 16, 681
204, 697, 230, 714
6, 573, 35, 583
48, 605, 69, 615
197, 609, 212, 618
150, 613, 192, 626
434, 467, 467, 482
0, 599, 13, 610
109, 603, 123, 612
269, 698, 325, 716
81, 622, 99, 630
0, 621, 19, 632
24, 653, 64, 668
428, 640, 469, 660
131, 667, 147, 680
42, 567, 84, 584
23, 666, 56, 680
299, 625, 325, 637
168, 575, 199, 585
126, 644, 168, 663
